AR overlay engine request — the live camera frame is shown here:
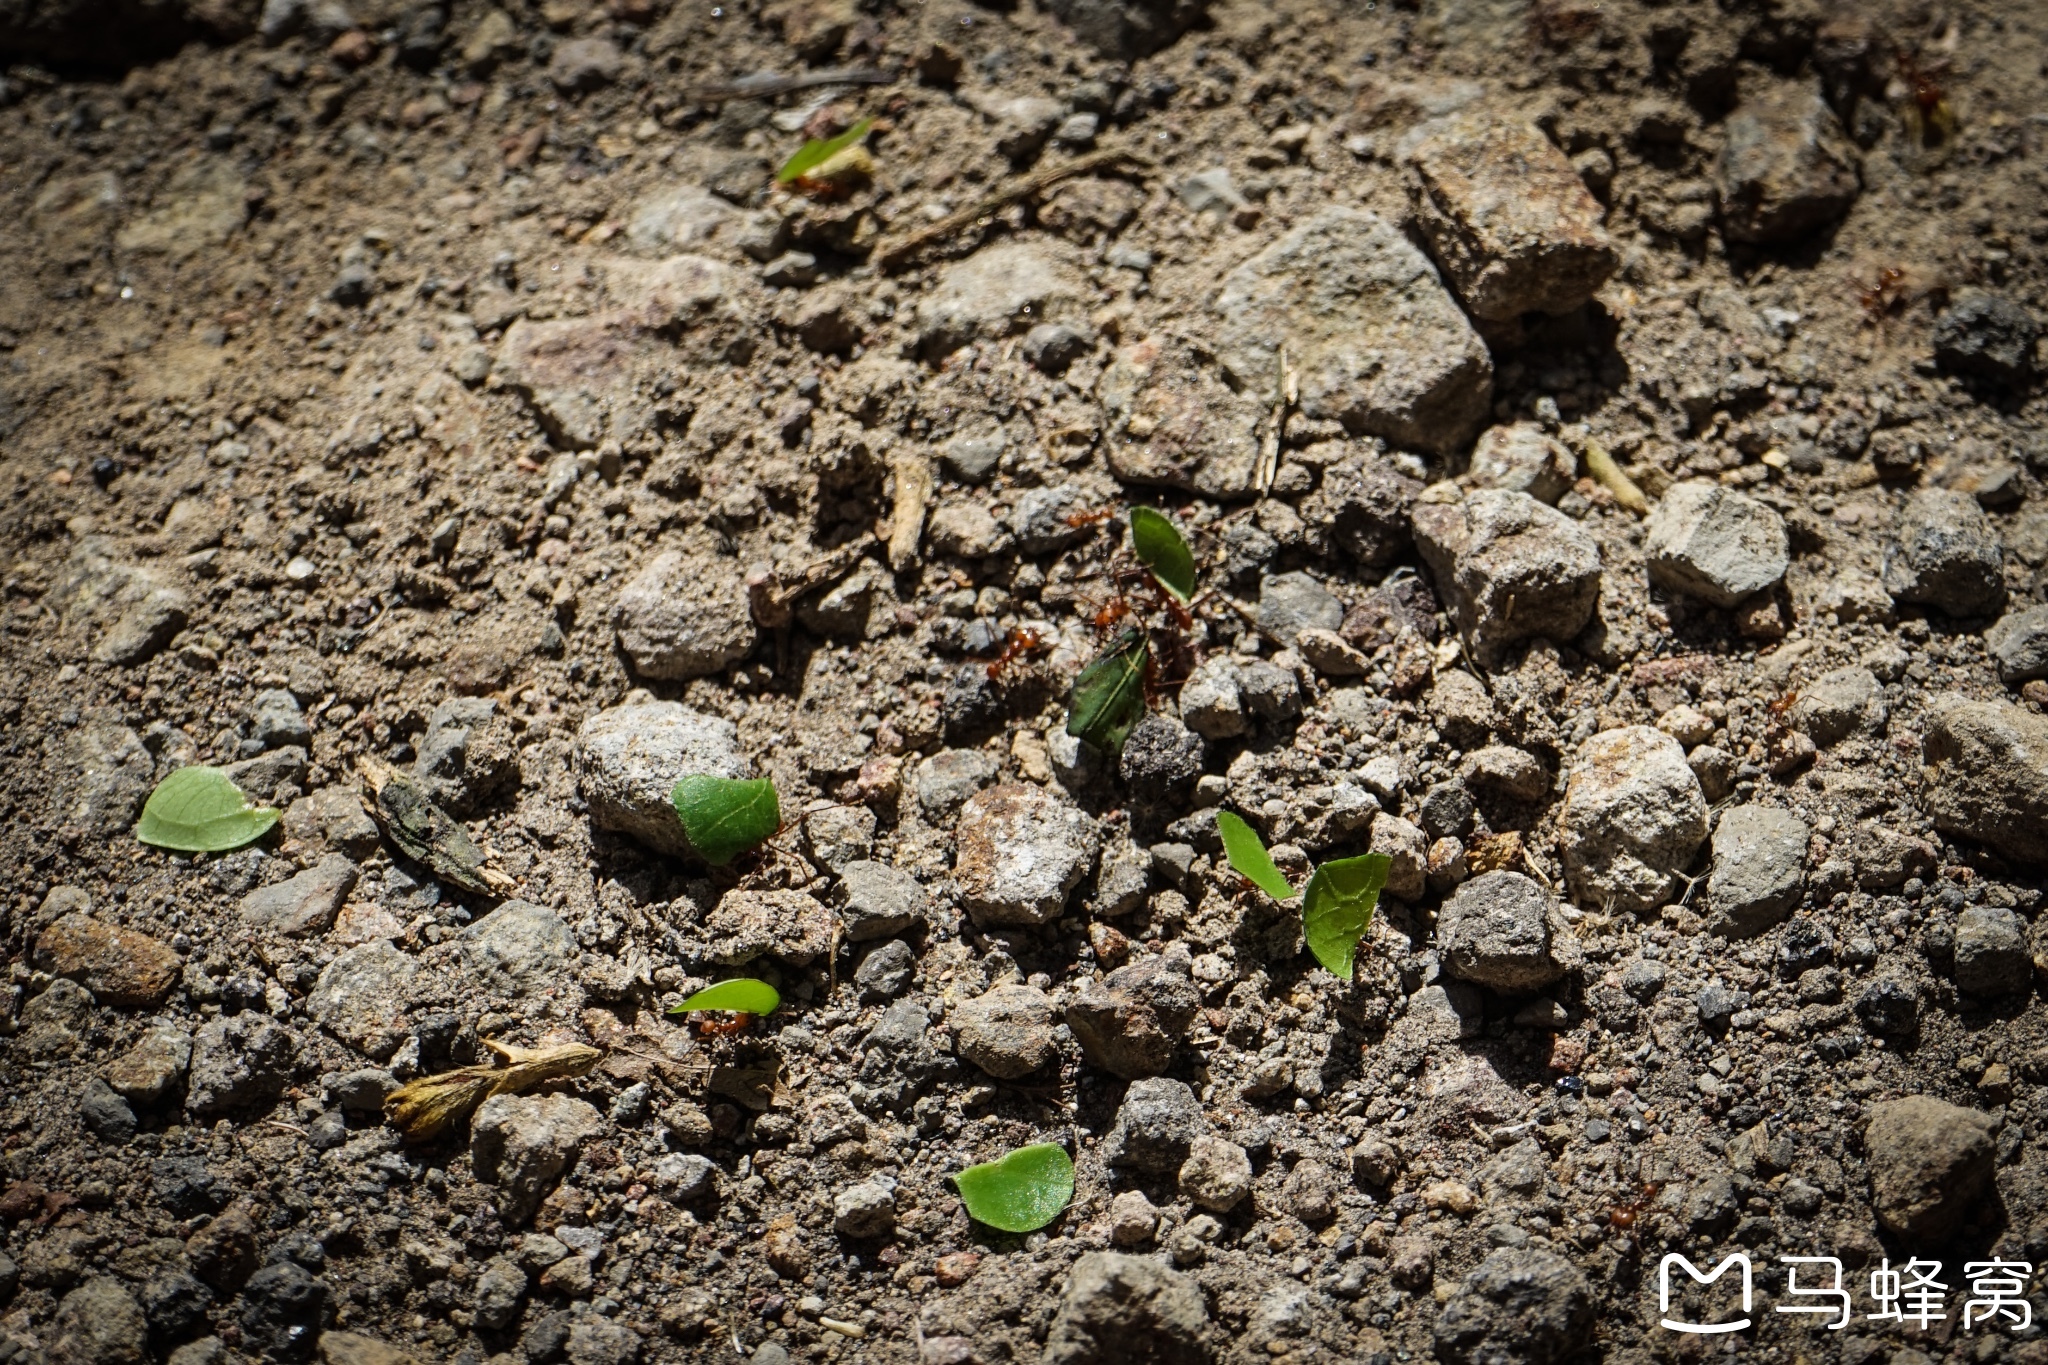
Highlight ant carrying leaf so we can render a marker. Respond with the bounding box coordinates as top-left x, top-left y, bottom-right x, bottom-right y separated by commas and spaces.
1066, 627, 1149, 755
670, 977, 782, 1039
671, 775, 781, 866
